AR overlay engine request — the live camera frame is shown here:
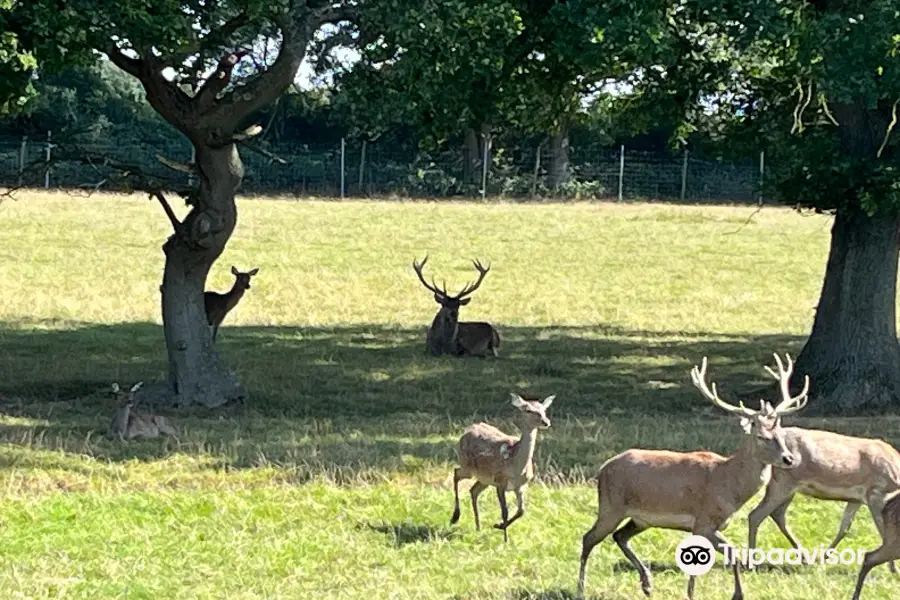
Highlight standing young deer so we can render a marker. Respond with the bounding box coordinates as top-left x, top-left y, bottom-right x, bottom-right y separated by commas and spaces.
577, 353, 811, 600
450, 392, 555, 542
106, 382, 178, 441
746, 362, 900, 573
851, 489, 900, 600
204, 265, 259, 342
412, 256, 500, 357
